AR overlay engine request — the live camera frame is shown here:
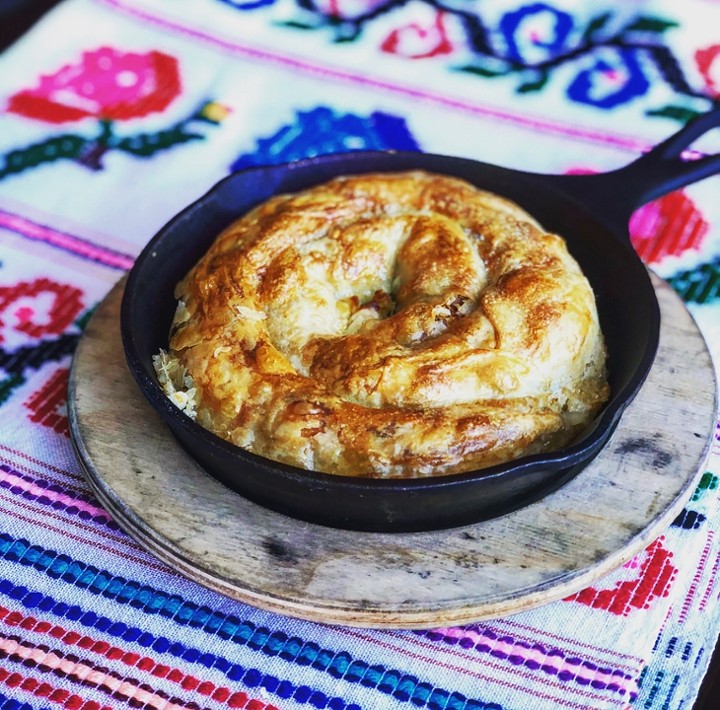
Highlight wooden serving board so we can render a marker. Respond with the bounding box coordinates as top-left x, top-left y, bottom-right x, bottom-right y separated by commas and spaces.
68, 275, 717, 629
